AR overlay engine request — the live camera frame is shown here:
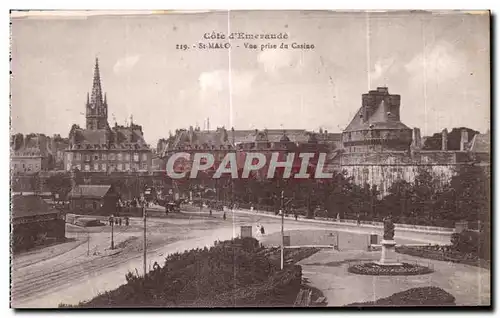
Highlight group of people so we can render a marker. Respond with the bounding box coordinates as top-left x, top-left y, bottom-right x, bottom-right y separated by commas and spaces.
116, 197, 151, 210
108, 215, 130, 227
